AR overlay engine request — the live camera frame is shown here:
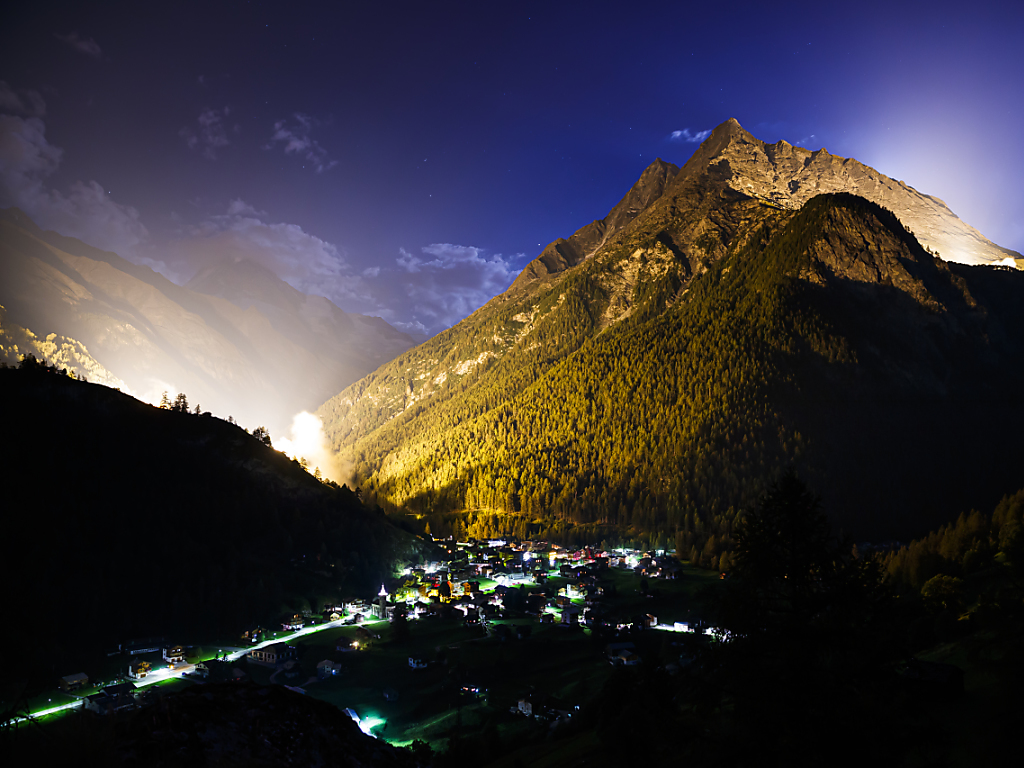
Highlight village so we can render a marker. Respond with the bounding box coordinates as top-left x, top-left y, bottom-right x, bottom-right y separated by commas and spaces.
26, 538, 724, 747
